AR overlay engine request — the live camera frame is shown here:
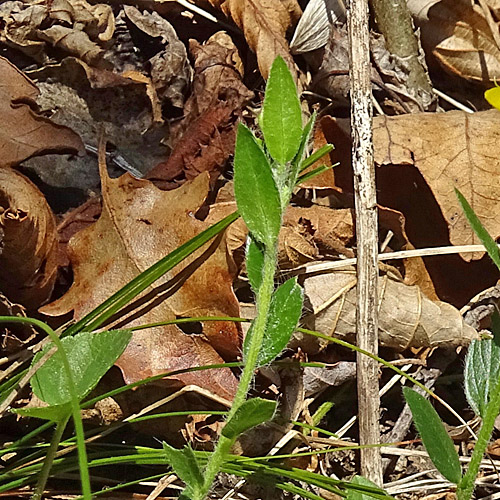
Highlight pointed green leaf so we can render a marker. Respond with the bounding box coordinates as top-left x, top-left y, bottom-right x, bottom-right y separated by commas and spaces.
13, 402, 72, 422
222, 398, 276, 439
297, 164, 333, 185
279, 113, 316, 205
233, 123, 282, 246
246, 236, 265, 292
261, 56, 303, 164
163, 443, 204, 496
243, 277, 303, 366
300, 143, 335, 172
465, 338, 500, 417
403, 388, 462, 484
290, 113, 315, 182
31, 329, 132, 405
